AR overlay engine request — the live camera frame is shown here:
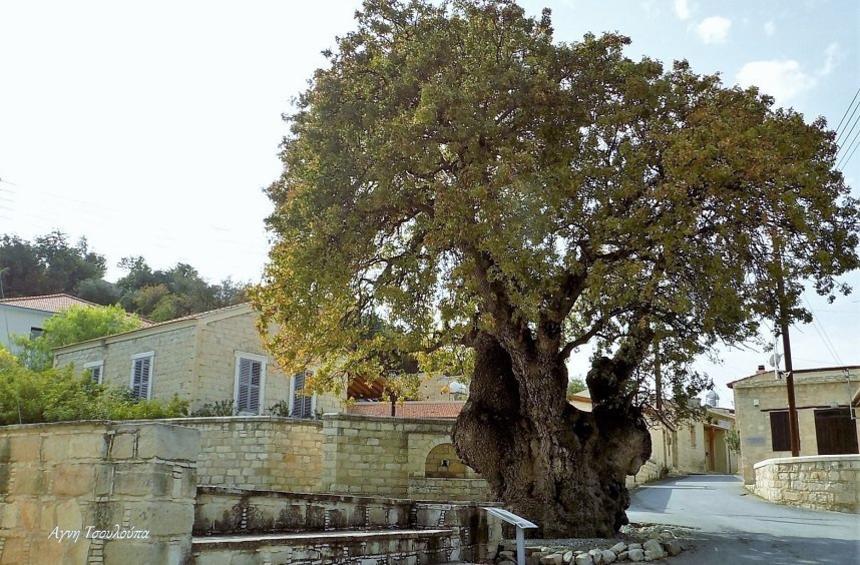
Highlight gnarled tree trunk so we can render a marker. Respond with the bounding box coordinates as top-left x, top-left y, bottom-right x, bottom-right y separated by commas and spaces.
452, 331, 651, 538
